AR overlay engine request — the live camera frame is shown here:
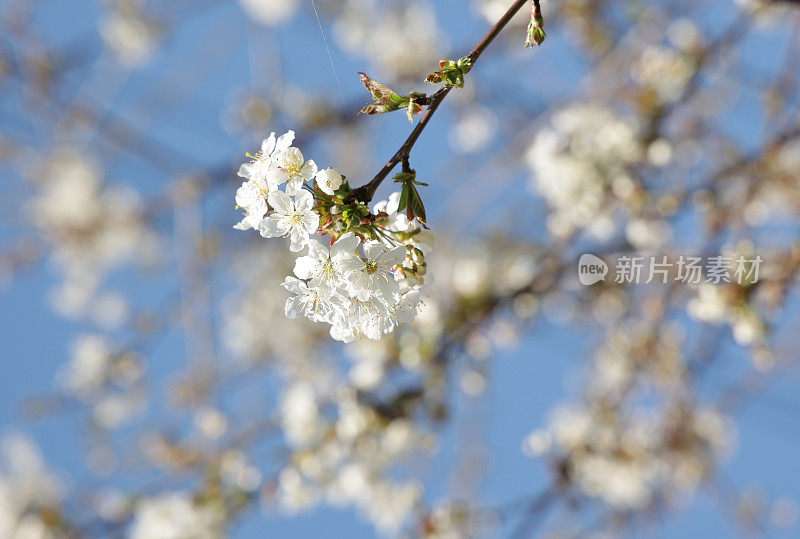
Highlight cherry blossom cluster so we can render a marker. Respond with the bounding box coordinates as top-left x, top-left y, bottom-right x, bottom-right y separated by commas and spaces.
234, 130, 433, 342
